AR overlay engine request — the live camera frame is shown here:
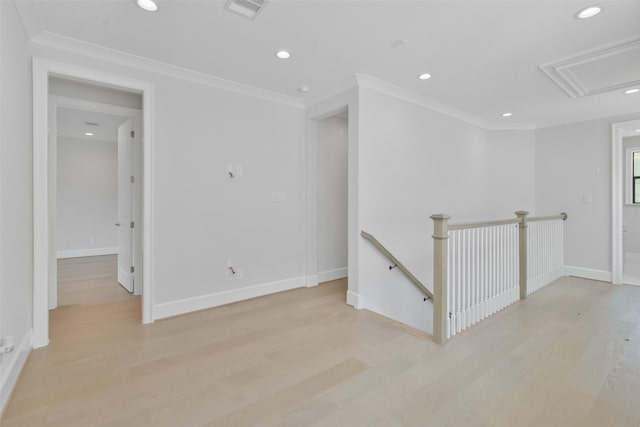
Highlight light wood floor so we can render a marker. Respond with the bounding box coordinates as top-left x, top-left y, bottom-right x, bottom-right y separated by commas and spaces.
2, 255, 640, 426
